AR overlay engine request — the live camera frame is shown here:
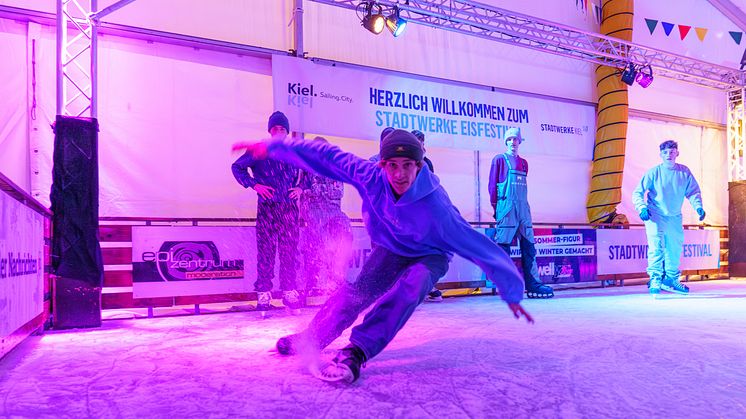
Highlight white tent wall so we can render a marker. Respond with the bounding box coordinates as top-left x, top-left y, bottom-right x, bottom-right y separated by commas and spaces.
0, 1, 735, 224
